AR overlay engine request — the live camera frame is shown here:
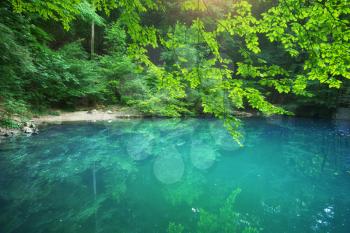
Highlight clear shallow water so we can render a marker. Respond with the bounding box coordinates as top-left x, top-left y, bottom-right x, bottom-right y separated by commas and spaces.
1, 117, 350, 233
